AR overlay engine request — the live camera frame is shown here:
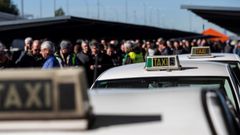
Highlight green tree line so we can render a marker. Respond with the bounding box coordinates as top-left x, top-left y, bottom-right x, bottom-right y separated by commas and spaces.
0, 0, 19, 15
